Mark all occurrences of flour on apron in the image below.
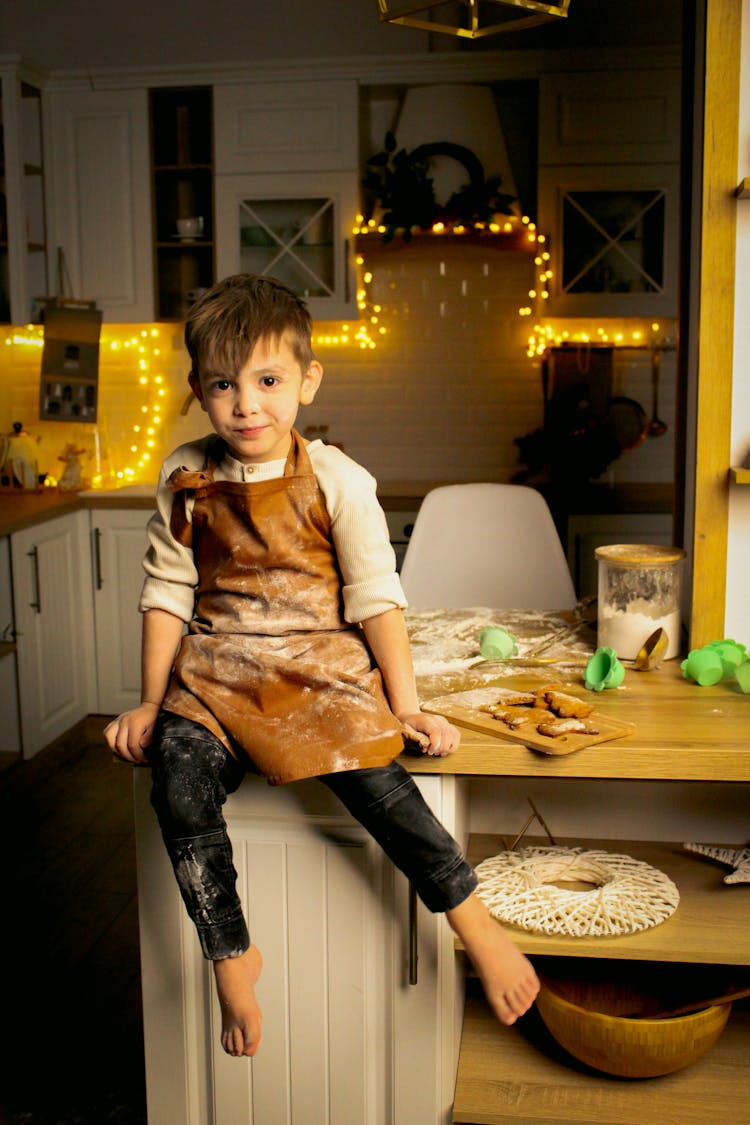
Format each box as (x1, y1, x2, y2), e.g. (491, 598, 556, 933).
(161, 431, 405, 784)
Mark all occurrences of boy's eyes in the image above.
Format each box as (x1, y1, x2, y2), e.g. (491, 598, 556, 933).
(207, 374, 280, 391)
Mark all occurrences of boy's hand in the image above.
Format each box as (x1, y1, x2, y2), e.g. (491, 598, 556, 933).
(400, 712, 460, 757)
(104, 702, 160, 765)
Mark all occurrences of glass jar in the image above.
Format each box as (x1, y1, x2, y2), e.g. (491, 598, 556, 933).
(595, 544, 686, 660)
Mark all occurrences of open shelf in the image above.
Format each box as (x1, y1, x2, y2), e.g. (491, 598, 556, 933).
(453, 983, 750, 1124)
(464, 834, 750, 965)
(729, 466, 750, 484)
(454, 831, 750, 1123)
(149, 86, 215, 320)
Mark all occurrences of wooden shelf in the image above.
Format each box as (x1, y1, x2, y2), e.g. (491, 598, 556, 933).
(734, 178, 750, 198)
(465, 834, 750, 966)
(729, 466, 750, 484)
(355, 229, 533, 253)
(453, 985, 750, 1124)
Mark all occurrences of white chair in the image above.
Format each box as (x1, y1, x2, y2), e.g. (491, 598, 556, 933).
(399, 483, 577, 610)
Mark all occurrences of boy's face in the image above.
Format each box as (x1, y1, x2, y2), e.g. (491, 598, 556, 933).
(189, 332, 322, 464)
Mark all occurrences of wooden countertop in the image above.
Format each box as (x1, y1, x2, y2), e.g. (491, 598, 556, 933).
(0, 490, 86, 536)
(0, 488, 156, 536)
(403, 610, 749, 783)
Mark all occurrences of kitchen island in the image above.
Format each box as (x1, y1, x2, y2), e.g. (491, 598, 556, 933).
(133, 609, 749, 1125)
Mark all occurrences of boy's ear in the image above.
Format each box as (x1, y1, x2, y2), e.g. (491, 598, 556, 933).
(300, 361, 323, 406)
(188, 371, 207, 410)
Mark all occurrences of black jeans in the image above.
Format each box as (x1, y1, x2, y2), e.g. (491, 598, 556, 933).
(147, 711, 478, 960)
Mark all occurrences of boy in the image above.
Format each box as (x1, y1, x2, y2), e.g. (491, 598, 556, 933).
(105, 274, 539, 1059)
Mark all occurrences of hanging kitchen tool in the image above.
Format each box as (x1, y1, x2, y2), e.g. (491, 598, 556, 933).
(648, 348, 668, 436)
(606, 395, 649, 452)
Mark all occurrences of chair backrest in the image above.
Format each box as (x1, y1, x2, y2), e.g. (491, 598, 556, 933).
(399, 483, 577, 610)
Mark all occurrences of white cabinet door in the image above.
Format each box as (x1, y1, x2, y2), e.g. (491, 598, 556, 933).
(537, 68, 680, 319)
(213, 80, 358, 175)
(90, 508, 152, 714)
(537, 162, 680, 318)
(48, 87, 153, 321)
(215, 170, 358, 321)
(11, 510, 96, 757)
(136, 771, 467, 1125)
(389, 774, 466, 1125)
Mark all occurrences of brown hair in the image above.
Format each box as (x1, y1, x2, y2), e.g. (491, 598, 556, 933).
(184, 274, 315, 379)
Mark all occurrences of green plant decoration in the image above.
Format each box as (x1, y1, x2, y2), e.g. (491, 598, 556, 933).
(363, 132, 517, 242)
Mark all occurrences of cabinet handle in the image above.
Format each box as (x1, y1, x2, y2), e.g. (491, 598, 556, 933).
(27, 547, 41, 613)
(408, 881, 418, 986)
(92, 527, 103, 589)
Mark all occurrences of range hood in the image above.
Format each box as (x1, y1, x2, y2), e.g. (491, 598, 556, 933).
(393, 83, 520, 214)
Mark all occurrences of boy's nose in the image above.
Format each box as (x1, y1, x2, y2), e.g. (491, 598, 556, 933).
(234, 387, 261, 415)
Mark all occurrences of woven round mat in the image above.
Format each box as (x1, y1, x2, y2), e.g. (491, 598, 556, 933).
(475, 846, 680, 937)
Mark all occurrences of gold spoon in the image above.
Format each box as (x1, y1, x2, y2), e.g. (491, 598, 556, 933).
(632, 627, 668, 670)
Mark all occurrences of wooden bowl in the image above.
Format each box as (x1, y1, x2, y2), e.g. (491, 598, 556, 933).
(536, 967, 732, 1078)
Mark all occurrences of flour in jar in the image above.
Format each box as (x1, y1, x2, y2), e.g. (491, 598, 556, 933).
(597, 603, 681, 660)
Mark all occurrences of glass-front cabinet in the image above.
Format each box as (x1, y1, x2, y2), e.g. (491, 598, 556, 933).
(560, 188, 666, 297)
(0, 62, 49, 324)
(539, 164, 679, 317)
(216, 171, 357, 320)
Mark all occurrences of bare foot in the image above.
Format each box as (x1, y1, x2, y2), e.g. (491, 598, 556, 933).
(447, 893, 539, 1026)
(213, 944, 263, 1057)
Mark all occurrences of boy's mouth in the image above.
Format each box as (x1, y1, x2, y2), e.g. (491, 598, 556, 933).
(235, 425, 266, 437)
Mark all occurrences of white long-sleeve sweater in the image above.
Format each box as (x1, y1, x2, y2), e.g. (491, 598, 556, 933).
(139, 436, 407, 625)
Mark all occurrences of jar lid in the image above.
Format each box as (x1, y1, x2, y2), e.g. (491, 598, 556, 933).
(595, 543, 686, 567)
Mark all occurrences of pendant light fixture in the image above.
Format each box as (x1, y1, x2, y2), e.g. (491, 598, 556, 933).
(376, 0, 571, 39)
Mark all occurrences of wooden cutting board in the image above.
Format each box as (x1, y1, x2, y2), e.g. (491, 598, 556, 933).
(422, 687, 635, 756)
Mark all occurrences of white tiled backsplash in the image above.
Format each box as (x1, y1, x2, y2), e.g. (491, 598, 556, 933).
(0, 243, 676, 489)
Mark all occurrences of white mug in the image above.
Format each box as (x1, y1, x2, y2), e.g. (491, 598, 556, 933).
(176, 216, 203, 239)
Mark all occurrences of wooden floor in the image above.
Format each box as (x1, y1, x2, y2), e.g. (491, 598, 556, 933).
(0, 718, 147, 1124)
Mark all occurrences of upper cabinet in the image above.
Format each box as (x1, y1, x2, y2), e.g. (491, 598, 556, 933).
(0, 60, 50, 324)
(537, 69, 681, 317)
(149, 86, 215, 321)
(214, 80, 358, 320)
(213, 80, 358, 174)
(46, 76, 359, 323)
(215, 170, 358, 320)
(48, 85, 153, 321)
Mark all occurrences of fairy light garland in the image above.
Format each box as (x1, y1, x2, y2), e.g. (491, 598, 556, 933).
(2, 323, 167, 488)
(111, 327, 167, 485)
(526, 320, 671, 359)
(518, 235, 675, 360)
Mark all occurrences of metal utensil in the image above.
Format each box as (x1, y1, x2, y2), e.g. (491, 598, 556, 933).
(633, 627, 668, 670)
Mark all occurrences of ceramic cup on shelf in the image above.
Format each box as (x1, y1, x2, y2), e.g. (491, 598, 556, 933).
(176, 216, 203, 239)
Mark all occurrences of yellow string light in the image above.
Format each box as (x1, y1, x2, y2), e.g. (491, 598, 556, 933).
(104, 326, 167, 483)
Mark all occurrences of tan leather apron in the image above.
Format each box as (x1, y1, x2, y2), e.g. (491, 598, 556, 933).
(160, 431, 405, 785)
